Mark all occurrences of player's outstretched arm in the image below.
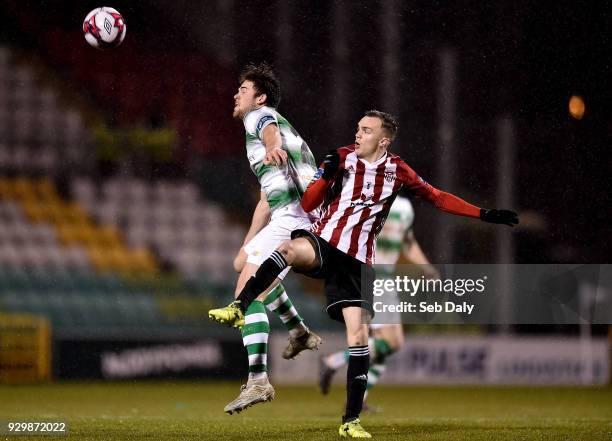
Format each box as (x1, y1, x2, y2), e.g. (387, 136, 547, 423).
(301, 149, 340, 212)
(429, 189, 519, 227)
(398, 161, 519, 227)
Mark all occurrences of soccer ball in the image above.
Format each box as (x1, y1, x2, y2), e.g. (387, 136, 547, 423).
(83, 7, 126, 49)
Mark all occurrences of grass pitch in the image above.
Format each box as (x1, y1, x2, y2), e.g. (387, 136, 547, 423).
(0, 382, 611, 440)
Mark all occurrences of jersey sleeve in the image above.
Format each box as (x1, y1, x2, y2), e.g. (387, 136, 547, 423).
(300, 153, 335, 212)
(301, 176, 328, 212)
(243, 107, 278, 139)
(396, 160, 481, 219)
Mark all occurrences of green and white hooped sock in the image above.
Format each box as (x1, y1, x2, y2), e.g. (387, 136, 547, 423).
(326, 337, 395, 372)
(366, 363, 387, 392)
(373, 338, 394, 363)
(365, 338, 395, 398)
(328, 337, 375, 371)
(263, 284, 307, 338)
(326, 349, 350, 370)
(241, 300, 270, 382)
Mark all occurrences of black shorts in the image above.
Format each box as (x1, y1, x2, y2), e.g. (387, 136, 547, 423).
(290, 229, 374, 323)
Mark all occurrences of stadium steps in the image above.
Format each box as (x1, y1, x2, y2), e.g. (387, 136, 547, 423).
(71, 176, 245, 283)
(0, 45, 94, 174)
(0, 176, 158, 275)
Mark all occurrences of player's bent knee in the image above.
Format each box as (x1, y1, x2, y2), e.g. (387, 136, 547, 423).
(233, 256, 244, 273)
(278, 237, 317, 271)
(393, 333, 405, 349)
(382, 332, 404, 350)
(292, 238, 318, 268)
(233, 248, 248, 273)
(277, 240, 295, 264)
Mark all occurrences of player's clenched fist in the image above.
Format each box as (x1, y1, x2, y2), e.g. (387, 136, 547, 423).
(321, 149, 340, 180)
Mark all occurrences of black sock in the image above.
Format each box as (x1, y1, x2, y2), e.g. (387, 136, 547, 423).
(343, 345, 369, 423)
(237, 251, 288, 312)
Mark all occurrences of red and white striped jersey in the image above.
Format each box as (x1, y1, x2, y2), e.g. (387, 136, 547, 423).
(308, 145, 480, 264)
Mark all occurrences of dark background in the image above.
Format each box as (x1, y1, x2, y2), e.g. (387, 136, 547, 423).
(0, 0, 610, 264)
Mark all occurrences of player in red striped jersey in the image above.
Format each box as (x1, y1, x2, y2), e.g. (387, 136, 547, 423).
(209, 110, 518, 438)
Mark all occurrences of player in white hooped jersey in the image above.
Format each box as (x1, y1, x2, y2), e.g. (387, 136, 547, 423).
(209, 63, 321, 415)
(243, 105, 318, 215)
(318, 196, 440, 410)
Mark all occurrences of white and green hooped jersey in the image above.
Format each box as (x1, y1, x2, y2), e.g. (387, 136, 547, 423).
(376, 196, 415, 268)
(243, 106, 317, 216)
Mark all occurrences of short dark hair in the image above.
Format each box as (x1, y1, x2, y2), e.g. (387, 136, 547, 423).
(364, 110, 398, 141)
(239, 62, 281, 108)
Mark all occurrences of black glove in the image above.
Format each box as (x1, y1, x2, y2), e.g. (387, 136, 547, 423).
(321, 149, 340, 180)
(480, 208, 519, 227)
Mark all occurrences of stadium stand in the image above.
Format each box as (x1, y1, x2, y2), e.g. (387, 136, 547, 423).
(0, 0, 242, 159)
(0, 44, 251, 336)
(0, 23, 326, 341)
(72, 176, 244, 280)
(0, 46, 93, 173)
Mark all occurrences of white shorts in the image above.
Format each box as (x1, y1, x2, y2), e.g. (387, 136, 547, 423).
(244, 214, 313, 280)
